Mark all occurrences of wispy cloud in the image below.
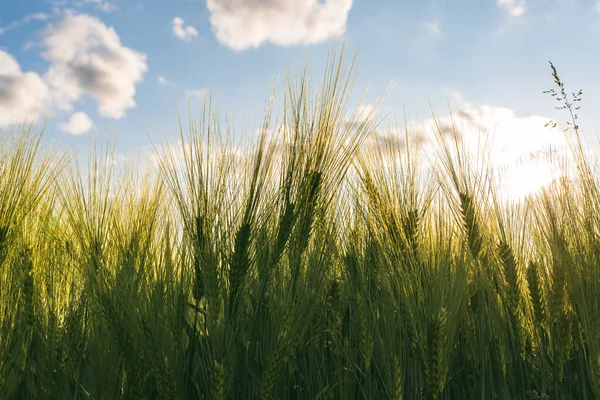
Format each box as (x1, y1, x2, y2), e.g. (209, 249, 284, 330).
(185, 89, 206, 97)
(172, 17, 198, 41)
(347, 104, 377, 124)
(423, 20, 442, 35)
(57, 111, 93, 135)
(205, 0, 353, 51)
(23, 41, 37, 51)
(0, 12, 51, 36)
(77, 0, 118, 12)
(158, 75, 176, 87)
(44, 0, 67, 6)
(497, 0, 526, 17)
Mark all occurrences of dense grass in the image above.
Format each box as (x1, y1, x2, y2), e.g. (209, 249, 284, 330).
(1, 48, 600, 399)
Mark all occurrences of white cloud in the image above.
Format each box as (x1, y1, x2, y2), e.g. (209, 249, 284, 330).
(205, 0, 353, 51)
(456, 104, 567, 164)
(0, 50, 51, 126)
(78, 0, 118, 12)
(0, 52, 22, 76)
(57, 111, 93, 134)
(593, 1, 600, 13)
(456, 104, 569, 199)
(423, 21, 442, 35)
(347, 103, 377, 125)
(42, 13, 148, 118)
(1, 14, 146, 126)
(172, 17, 198, 41)
(497, 0, 526, 17)
(365, 100, 570, 200)
(158, 75, 176, 87)
(149, 139, 245, 176)
(148, 140, 190, 172)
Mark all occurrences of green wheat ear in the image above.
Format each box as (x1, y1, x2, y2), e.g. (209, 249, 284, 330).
(393, 355, 403, 400)
(459, 191, 484, 262)
(228, 220, 251, 319)
(212, 361, 226, 400)
(527, 261, 546, 326)
(426, 307, 449, 399)
(192, 214, 205, 302)
(356, 294, 373, 371)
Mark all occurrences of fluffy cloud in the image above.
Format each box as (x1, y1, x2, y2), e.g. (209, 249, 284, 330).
(0, 50, 51, 126)
(172, 17, 198, 41)
(0, 14, 146, 126)
(456, 104, 569, 199)
(57, 111, 93, 134)
(455, 104, 567, 162)
(42, 13, 148, 118)
(364, 102, 569, 199)
(497, 0, 526, 17)
(205, 0, 353, 51)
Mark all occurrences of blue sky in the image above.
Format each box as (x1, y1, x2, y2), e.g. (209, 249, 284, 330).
(0, 0, 599, 170)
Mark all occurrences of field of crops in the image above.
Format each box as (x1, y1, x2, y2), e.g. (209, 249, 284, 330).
(1, 51, 599, 399)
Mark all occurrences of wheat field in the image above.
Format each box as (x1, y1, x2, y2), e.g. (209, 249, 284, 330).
(1, 49, 599, 399)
